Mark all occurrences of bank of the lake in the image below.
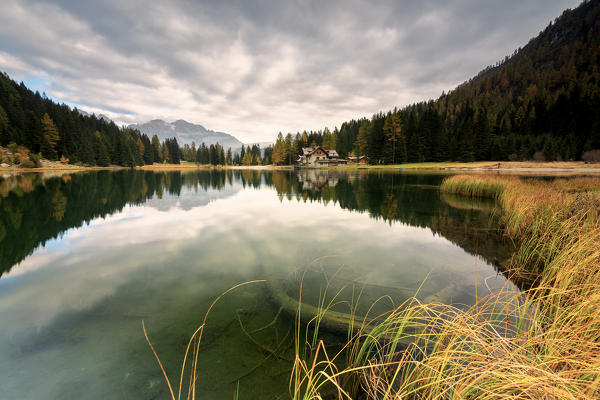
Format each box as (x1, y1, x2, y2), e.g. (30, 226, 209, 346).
(3, 160, 600, 175)
(327, 160, 600, 172)
(282, 174, 600, 399)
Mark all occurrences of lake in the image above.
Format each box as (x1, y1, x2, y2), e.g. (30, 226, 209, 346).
(0, 169, 517, 399)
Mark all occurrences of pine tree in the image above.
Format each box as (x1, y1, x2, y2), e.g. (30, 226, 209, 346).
(242, 151, 252, 165)
(142, 135, 154, 164)
(94, 132, 111, 166)
(151, 134, 162, 162)
(383, 111, 402, 164)
(0, 105, 9, 145)
(473, 109, 491, 160)
(285, 133, 293, 165)
(301, 131, 309, 146)
(40, 113, 59, 160)
(273, 132, 286, 165)
(162, 144, 170, 164)
(119, 136, 135, 167)
(355, 121, 371, 157)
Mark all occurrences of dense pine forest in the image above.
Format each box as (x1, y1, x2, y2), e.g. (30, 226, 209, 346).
(272, 0, 600, 164)
(0, 70, 275, 167)
(0, 71, 186, 167)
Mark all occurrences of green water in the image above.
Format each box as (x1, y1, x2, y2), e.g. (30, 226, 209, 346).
(0, 169, 517, 399)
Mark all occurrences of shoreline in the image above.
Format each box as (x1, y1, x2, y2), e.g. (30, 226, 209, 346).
(1, 161, 599, 175)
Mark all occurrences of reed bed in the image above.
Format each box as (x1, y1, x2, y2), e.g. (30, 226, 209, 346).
(288, 175, 600, 399)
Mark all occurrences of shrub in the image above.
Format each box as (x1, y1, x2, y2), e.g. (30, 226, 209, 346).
(18, 158, 36, 168)
(7, 142, 18, 154)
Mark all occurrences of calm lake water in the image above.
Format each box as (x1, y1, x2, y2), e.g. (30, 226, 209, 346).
(0, 169, 517, 399)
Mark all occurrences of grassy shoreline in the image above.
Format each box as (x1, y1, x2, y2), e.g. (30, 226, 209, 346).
(2, 160, 599, 174)
(290, 175, 600, 398)
(328, 160, 600, 171)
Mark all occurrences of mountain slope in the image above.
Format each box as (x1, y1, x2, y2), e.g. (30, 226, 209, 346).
(273, 0, 600, 164)
(0, 72, 184, 166)
(130, 119, 243, 151)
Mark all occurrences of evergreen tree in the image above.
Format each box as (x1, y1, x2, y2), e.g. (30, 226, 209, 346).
(355, 121, 371, 157)
(142, 135, 154, 164)
(301, 131, 309, 146)
(162, 143, 170, 164)
(40, 113, 59, 160)
(241, 151, 252, 165)
(0, 105, 9, 145)
(285, 133, 294, 165)
(383, 111, 403, 164)
(473, 109, 491, 160)
(151, 134, 162, 162)
(94, 131, 111, 166)
(119, 135, 135, 167)
(273, 132, 286, 165)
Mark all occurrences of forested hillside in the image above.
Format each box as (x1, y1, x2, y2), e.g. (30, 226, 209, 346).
(0, 72, 182, 167)
(272, 0, 600, 164)
(0, 71, 268, 167)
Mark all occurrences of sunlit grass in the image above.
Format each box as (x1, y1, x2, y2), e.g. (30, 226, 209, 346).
(287, 175, 600, 399)
(328, 161, 600, 171)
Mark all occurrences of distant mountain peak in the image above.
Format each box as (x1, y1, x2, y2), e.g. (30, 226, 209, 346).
(74, 108, 113, 123)
(129, 119, 243, 150)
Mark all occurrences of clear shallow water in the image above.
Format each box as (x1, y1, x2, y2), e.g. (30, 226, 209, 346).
(0, 170, 517, 399)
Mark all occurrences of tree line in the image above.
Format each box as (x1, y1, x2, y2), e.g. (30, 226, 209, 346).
(180, 141, 274, 166)
(0, 70, 280, 167)
(0, 71, 190, 167)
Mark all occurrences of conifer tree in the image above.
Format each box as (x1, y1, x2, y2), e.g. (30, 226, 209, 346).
(151, 134, 162, 162)
(142, 135, 154, 164)
(0, 105, 9, 145)
(273, 132, 286, 165)
(94, 132, 111, 166)
(383, 111, 403, 164)
(301, 131, 309, 146)
(40, 113, 59, 160)
(355, 121, 371, 157)
(162, 144, 170, 164)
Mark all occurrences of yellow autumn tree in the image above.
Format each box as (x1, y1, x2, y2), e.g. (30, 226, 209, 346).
(41, 113, 60, 160)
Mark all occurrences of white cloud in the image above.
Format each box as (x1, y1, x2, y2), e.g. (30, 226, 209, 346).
(0, 0, 582, 142)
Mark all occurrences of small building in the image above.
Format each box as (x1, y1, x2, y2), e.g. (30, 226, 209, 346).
(296, 146, 347, 167)
(346, 156, 369, 164)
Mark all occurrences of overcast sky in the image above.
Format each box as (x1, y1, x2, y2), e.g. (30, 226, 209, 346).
(0, 0, 581, 142)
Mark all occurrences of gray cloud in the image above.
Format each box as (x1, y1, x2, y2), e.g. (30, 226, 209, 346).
(0, 0, 581, 142)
